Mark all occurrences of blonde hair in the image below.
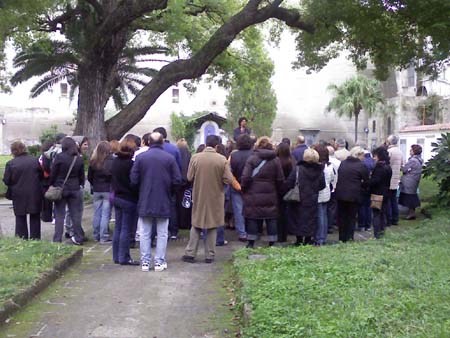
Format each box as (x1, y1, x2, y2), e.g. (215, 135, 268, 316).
(349, 146, 365, 159)
(303, 148, 320, 163)
(255, 136, 273, 150)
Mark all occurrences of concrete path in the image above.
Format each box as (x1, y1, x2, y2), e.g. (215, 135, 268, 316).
(0, 236, 242, 338)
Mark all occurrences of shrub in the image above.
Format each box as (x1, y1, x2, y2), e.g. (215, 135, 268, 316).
(423, 132, 450, 206)
(26, 144, 41, 157)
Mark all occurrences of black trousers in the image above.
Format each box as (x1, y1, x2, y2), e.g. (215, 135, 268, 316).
(372, 199, 388, 239)
(15, 213, 41, 240)
(337, 200, 359, 242)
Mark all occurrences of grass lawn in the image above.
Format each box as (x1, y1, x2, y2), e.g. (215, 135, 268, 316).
(233, 210, 450, 338)
(0, 155, 12, 197)
(0, 238, 78, 305)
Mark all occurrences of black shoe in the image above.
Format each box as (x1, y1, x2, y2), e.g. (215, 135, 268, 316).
(205, 258, 214, 264)
(64, 232, 71, 239)
(120, 259, 140, 266)
(182, 255, 195, 263)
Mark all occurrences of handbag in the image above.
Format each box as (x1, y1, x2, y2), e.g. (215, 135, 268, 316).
(283, 166, 300, 202)
(45, 156, 77, 201)
(370, 194, 383, 210)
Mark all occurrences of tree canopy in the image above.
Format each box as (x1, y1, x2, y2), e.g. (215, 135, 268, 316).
(0, 0, 448, 142)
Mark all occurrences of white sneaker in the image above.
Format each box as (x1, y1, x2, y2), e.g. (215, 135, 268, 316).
(154, 262, 167, 272)
(141, 262, 150, 272)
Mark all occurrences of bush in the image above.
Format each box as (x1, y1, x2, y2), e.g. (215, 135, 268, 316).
(26, 144, 41, 157)
(423, 132, 450, 206)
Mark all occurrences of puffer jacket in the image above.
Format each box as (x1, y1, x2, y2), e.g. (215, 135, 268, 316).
(400, 155, 423, 194)
(388, 145, 403, 189)
(318, 163, 336, 203)
(241, 149, 285, 219)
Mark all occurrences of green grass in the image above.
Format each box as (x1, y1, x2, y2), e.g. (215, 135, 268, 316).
(233, 210, 450, 338)
(0, 238, 77, 305)
(0, 155, 12, 197)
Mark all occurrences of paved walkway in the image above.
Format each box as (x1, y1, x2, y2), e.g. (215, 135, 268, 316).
(0, 198, 376, 337)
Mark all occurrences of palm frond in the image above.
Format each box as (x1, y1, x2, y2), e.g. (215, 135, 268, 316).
(29, 71, 71, 98)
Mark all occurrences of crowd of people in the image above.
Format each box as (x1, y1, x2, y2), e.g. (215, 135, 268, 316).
(3, 117, 424, 272)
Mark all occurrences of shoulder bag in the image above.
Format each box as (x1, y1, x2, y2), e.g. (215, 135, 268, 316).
(45, 156, 77, 201)
(370, 194, 383, 210)
(283, 166, 300, 202)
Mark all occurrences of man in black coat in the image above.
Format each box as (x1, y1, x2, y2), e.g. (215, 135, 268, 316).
(335, 147, 369, 242)
(3, 141, 43, 239)
(233, 117, 251, 142)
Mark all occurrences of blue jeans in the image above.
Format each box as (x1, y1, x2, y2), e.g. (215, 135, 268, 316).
(113, 197, 137, 263)
(93, 192, 111, 241)
(358, 193, 372, 229)
(201, 226, 225, 245)
(230, 188, 246, 238)
(316, 202, 328, 245)
(140, 217, 169, 265)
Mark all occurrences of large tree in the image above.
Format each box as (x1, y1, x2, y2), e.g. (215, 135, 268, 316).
(225, 27, 277, 137)
(0, 0, 448, 142)
(327, 75, 384, 143)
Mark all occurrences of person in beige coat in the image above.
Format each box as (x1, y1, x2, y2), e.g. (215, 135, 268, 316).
(182, 135, 233, 263)
(386, 135, 403, 225)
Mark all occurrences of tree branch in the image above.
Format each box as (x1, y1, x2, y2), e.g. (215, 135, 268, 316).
(38, 6, 84, 32)
(272, 7, 315, 33)
(81, 0, 104, 17)
(105, 1, 314, 139)
(98, 0, 168, 36)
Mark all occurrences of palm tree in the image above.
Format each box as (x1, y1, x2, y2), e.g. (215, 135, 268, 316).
(327, 75, 384, 143)
(11, 41, 165, 110)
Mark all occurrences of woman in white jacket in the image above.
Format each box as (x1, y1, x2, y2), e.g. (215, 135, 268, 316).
(314, 145, 336, 245)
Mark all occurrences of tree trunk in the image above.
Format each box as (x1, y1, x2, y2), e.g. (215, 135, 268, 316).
(74, 66, 109, 145)
(354, 110, 359, 143)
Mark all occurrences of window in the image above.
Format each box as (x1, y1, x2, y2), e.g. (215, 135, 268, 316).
(372, 120, 376, 133)
(60, 83, 68, 97)
(407, 67, 415, 87)
(172, 88, 179, 103)
(387, 117, 392, 135)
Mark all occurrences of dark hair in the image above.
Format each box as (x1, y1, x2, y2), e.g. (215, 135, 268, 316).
(10, 141, 27, 157)
(153, 127, 167, 139)
(372, 147, 390, 163)
(124, 134, 141, 149)
(142, 133, 151, 146)
(55, 133, 66, 144)
(80, 136, 89, 146)
(276, 142, 294, 173)
(411, 144, 422, 155)
(312, 144, 329, 164)
(205, 135, 221, 148)
(117, 138, 136, 158)
(238, 117, 247, 126)
(196, 144, 206, 153)
(90, 141, 111, 170)
(281, 137, 291, 146)
(236, 134, 252, 150)
(41, 139, 55, 153)
(61, 137, 79, 156)
(216, 143, 226, 157)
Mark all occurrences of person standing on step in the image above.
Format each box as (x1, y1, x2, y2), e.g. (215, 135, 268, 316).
(131, 132, 182, 272)
(233, 117, 252, 142)
(182, 135, 233, 264)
